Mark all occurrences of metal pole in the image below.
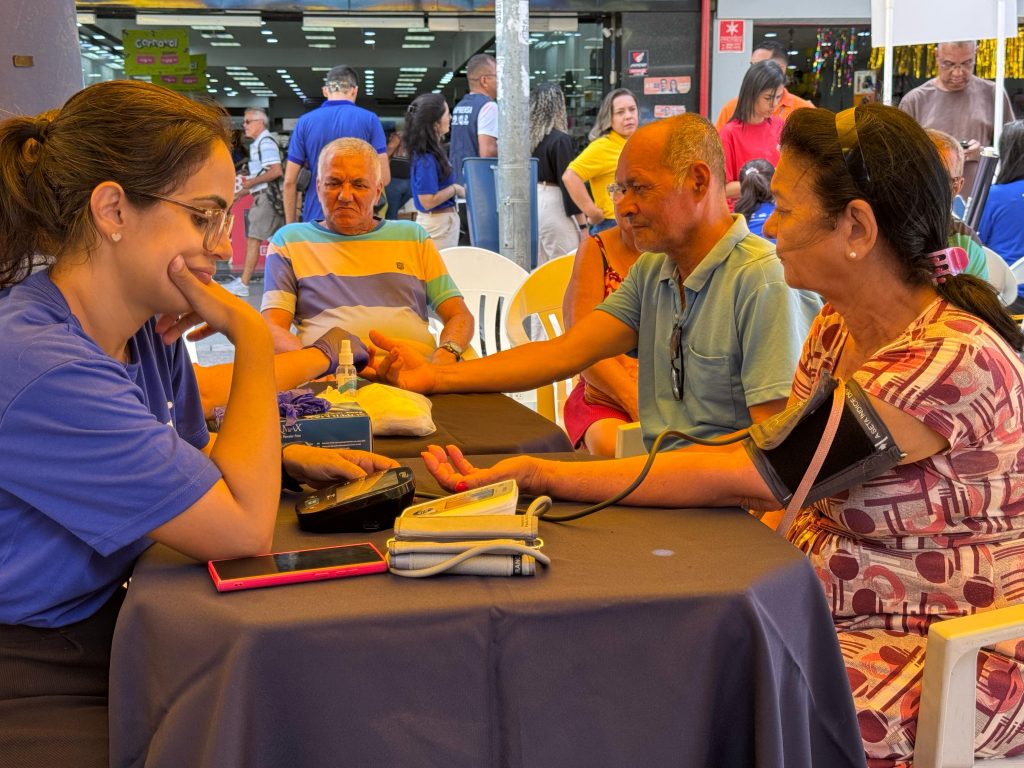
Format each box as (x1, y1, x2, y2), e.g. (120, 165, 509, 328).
(494, 0, 532, 272)
(994, 0, 1007, 150)
(882, 0, 894, 105)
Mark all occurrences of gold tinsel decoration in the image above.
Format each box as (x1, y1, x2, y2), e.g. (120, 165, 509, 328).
(869, 24, 1024, 79)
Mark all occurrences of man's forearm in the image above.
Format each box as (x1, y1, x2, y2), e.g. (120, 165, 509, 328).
(266, 321, 303, 353)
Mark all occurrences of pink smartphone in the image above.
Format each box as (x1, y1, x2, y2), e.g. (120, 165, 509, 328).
(208, 542, 387, 592)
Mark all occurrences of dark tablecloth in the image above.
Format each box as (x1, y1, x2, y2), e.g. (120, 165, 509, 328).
(372, 393, 572, 458)
(109, 456, 866, 768)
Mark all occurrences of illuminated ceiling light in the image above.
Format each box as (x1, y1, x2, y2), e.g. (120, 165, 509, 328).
(428, 17, 492, 32)
(402, 44, 430, 49)
(266, 38, 278, 43)
(302, 14, 425, 29)
(210, 42, 242, 47)
(136, 13, 262, 27)
(363, 31, 376, 36)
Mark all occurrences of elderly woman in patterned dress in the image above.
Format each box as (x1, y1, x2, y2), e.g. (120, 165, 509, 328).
(417, 103, 1024, 766)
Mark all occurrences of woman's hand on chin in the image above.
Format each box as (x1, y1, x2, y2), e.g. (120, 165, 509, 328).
(420, 444, 545, 495)
(156, 254, 265, 346)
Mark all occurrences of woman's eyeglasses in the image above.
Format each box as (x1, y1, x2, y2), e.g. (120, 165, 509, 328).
(134, 192, 233, 252)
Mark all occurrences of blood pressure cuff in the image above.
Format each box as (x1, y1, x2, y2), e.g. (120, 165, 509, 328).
(743, 374, 904, 508)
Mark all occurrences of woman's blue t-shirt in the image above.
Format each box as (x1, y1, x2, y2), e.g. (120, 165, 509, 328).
(410, 152, 456, 213)
(0, 272, 221, 627)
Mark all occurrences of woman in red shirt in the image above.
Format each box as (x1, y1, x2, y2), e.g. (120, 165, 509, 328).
(719, 60, 786, 201)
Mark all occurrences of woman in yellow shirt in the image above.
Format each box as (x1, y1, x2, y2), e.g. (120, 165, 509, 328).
(562, 89, 639, 235)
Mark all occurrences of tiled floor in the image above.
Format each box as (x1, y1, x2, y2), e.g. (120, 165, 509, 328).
(193, 274, 264, 367)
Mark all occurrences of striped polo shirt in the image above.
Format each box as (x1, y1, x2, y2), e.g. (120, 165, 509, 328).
(262, 219, 461, 357)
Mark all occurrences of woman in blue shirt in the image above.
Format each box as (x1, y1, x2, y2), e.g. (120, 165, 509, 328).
(404, 93, 464, 250)
(734, 158, 777, 239)
(0, 80, 393, 767)
(978, 120, 1024, 302)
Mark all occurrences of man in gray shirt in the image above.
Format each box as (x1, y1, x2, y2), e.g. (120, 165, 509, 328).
(899, 40, 1013, 192)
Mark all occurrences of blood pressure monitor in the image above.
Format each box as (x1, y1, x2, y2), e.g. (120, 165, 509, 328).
(295, 467, 415, 533)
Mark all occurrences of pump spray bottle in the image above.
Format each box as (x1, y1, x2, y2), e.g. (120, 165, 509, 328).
(336, 339, 358, 394)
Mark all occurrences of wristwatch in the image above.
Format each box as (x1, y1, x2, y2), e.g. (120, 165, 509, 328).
(439, 340, 464, 361)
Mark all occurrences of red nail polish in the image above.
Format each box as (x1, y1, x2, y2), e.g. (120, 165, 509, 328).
(454, 481, 469, 493)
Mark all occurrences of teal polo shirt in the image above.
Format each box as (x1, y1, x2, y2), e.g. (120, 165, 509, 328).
(598, 215, 821, 450)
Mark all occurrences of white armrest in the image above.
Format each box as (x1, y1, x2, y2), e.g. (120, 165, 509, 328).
(614, 422, 645, 458)
(915, 604, 1024, 768)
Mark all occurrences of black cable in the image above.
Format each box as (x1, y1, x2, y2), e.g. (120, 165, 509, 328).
(537, 427, 749, 523)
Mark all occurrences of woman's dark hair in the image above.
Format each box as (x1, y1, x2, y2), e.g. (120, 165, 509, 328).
(995, 120, 1024, 185)
(730, 61, 786, 124)
(403, 93, 452, 180)
(780, 103, 1024, 350)
(734, 158, 775, 220)
(0, 80, 229, 289)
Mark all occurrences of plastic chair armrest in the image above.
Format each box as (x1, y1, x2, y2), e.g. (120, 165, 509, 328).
(915, 604, 1024, 768)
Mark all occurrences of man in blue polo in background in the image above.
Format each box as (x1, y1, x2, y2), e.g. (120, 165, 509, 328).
(282, 65, 389, 224)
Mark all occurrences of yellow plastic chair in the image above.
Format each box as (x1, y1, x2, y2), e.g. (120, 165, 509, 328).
(914, 604, 1024, 767)
(437, 246, 529, 357)
(505, 254, 575, 426)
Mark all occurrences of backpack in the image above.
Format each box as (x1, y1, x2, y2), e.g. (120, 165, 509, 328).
(255, 135, 286, 218)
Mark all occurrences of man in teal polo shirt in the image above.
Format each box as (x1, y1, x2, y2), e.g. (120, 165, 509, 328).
(371, 114, 821, 450)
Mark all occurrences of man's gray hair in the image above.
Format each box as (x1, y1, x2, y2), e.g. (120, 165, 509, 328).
(245, 108, 269, 125)
(317, 137, 380, 181)
(926, 128, 965, 177)
(662, 113, 726, 187)
(466, 54, 496, 82)
(937, 40, 978, 53)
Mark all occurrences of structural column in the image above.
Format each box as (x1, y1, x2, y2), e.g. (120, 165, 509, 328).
(1, 0, 82, 117)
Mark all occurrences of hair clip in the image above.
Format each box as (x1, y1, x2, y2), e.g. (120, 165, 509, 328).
(928, 246, 969, 283)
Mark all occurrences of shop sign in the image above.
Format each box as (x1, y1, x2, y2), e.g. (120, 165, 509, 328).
(158, 54, 207, 91)
(628, 50, 649, 77)
(718, 20, 745, 53)
(123, 29, 191, 76)
(644, 75, 691, 95)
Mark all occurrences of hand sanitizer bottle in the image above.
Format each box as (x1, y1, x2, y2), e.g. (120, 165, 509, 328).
(335, 339, 358, 395)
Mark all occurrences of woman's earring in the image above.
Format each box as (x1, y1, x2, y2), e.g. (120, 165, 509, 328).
(111, 232, 122, 243)
(847, 251, 857, 260)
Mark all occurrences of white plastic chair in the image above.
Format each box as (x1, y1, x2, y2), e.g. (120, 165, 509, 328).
(614, 422, 645, 458)
(983, 247, 1018, 306)
(1010, 255, 1024, 288)
(437, 246, 528, 357)
(914, 604, 1024, 767)
(505, 254, 575, 426)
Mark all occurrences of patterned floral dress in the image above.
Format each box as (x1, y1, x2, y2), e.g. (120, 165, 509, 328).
(787, 300, 1024, 767)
